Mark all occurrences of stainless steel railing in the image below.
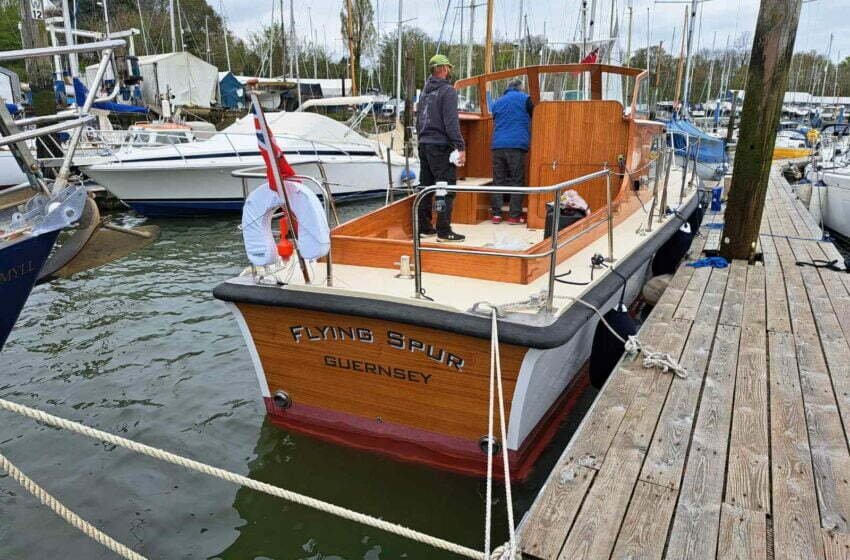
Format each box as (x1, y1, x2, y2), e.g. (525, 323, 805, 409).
(231, 167, 336, 287)
(411, 167, 612, 312)
(0, 39, 125, 196)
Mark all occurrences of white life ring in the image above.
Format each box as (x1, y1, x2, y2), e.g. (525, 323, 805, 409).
(241, 181, 330, 266)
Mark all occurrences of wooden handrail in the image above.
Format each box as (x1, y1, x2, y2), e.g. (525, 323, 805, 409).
(454, 63, 648, 109)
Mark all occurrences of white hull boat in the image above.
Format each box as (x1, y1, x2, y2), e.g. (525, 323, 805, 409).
(0, 149, 26, 188)
(80, 111, 418, 216)
(805, 163, 850, 239)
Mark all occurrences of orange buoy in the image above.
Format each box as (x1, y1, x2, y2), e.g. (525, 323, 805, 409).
(277, 213, 294, 259)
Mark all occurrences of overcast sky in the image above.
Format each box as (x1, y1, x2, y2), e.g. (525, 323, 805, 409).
(218, 0, 846, 64)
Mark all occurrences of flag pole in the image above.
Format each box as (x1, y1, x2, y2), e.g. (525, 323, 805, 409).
(247, 82, 311, 283)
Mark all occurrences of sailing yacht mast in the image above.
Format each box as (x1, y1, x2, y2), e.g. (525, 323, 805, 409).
(673, 7, 687, 111)
(290, 0, 301, 105)
(465, 0, 476, 78)
(170, 0, 177, 52)
(395, 0, 403, 125)
(483, 0, 494, 73)
(344, 0, 357, 94)
(680, 0, 698, 117)
(819, 33, 833, 106)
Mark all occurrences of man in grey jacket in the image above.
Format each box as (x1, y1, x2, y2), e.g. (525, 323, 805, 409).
(415, 54, 466, 242)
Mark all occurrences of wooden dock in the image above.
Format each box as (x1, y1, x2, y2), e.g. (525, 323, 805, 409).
(517, 164, 850, 560)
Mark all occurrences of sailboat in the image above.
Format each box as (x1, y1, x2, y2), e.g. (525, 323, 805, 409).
(214, 62, 702, 478)
(1, 39, 158, 350)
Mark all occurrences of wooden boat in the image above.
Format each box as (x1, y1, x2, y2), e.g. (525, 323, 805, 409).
(214, 64, 699, 479)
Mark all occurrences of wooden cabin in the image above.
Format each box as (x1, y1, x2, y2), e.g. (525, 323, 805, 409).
(331, 63, 661, 285)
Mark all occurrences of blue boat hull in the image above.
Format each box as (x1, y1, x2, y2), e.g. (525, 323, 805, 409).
(0, 229, 60, 350)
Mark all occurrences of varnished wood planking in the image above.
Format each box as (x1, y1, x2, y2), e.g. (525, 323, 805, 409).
(769, 331, 825, 560)
(609, 481, 678, 560)
(526, 101, 629, 228)
(717, 504, 767, 560)
(238, 304, 527, 443)
(664, 324, 741, 559)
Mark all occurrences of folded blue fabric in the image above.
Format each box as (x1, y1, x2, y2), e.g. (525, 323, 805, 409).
(687, 256, 729, 269)
(704, 223, 725, 229)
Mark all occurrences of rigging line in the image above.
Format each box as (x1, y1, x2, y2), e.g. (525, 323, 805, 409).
(0, 398, 486, 560)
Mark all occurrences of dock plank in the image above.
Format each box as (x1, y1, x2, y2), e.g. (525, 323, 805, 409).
(719, 260, 748, 327)
(823, 530, 850, 560)
(664, 324, 740, 559)
(609, 481, 677, 560)
(518, 165, 850, 560)
(640, 268, 728, 490)
(717, 504, 767, 560)
(726, 266, 770, 513)
(769, 331, 825, 560)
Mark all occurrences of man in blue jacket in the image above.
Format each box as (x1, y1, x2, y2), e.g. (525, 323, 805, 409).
(416, 54, 466, 242)
(490, 78, 533, 224)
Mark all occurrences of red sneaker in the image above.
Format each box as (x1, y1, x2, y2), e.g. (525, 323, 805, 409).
(506, 215, 526, 225)
(491, 213, 503, 224)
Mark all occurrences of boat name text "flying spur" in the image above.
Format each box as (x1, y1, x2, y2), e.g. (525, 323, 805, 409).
(0, 260, 35, 283)
(288, 325, 465, 371)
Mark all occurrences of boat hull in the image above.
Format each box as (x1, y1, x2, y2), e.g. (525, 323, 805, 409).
(212, 190, 702, 479)
(83, 156, 417, 216)
(0, 229, 60, 350)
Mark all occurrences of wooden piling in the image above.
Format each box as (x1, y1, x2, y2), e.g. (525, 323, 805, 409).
(720, 0, 803, 261)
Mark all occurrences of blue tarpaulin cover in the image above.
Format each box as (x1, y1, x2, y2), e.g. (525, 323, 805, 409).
(664, 116, 727, 165)
(73, 78, 148, 114)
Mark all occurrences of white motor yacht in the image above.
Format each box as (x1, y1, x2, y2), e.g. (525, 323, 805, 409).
(80, 106, 418, 216)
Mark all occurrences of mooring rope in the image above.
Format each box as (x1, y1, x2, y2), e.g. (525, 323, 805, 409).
(0, 452, 147, 560)
(0, 398, 485, 560)
(483, 308, 518, 559)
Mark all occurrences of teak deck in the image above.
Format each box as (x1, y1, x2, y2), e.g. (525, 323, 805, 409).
(518, 164, 850, 559)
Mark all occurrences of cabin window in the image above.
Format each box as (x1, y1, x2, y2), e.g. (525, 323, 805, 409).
(536, 72, 586, 101)
(457, 84, 482, 113)
(631, 75, 651, 117)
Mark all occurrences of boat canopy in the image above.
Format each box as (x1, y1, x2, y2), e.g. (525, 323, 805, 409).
(223, 111, 372, 145)
(73, 78, 148, 114)
(664, 116, 726, 164)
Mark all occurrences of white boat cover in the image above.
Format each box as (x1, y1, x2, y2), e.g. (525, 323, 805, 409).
(85, 52, 218, 108)
(242, 180, 330, 266)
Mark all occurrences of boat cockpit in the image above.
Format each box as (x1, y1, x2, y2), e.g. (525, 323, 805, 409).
(330, 63, 666, 286)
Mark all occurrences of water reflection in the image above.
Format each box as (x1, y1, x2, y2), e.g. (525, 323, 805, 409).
(0, 198, 595, 559)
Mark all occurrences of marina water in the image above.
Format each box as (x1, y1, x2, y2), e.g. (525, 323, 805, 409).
(0, 199, 593, 559)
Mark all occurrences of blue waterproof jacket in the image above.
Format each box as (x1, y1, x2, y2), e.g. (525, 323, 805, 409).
(491, 87, 533, 151)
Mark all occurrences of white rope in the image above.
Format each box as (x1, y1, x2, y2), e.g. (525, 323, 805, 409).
(0, 452, 147, 560)
(484, 309, 517, 559)
(0, 398, 484, 560)
(552, 293, 689, 379)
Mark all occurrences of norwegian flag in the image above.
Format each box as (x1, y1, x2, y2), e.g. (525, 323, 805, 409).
(250, 97, 296, 192)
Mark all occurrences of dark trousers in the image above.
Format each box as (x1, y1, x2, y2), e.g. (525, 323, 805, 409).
(417, 143, 457, 235)
(490, 148, 526, 218)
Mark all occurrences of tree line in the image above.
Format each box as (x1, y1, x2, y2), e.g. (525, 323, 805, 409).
(3, 0, 849, 106)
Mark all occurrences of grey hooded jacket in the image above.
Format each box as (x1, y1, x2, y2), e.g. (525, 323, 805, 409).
(416, 76, 465, 150)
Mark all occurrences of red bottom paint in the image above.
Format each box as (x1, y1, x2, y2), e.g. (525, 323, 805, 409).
(264, 366, 591, 481)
